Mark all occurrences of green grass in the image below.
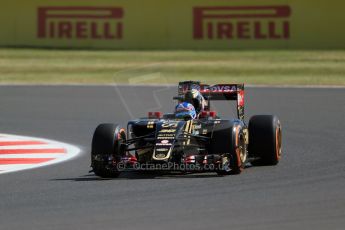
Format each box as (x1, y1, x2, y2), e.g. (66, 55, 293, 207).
(0, 48, 344, 85)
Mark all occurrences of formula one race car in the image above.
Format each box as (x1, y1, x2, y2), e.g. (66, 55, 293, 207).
(91, 81, 282, 178)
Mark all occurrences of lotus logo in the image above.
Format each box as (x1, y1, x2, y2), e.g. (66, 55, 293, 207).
(156, 153, 167, 158)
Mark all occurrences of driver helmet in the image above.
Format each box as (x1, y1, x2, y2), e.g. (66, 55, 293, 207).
(175, 102, 197, 120)
(184, 89, 205, 114)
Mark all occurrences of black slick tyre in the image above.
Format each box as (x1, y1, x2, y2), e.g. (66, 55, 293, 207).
(210, 120, 247, 175)
(91, 123, 126, 178)
(248, 115, 282, 165)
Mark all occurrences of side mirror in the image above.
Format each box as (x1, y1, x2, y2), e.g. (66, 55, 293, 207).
(173, 96, 184, 101)
(148, 112, 162, 119)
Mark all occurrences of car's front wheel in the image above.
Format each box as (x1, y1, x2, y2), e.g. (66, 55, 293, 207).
(210, 120, 247, 175)
(249, 115, 282, 165)
(91, 123, 126, 178)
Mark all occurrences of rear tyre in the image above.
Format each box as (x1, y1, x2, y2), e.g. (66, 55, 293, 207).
(249, 115, 282, 165)
(91, 123, 126, 178)
(210, 120, 247, 175)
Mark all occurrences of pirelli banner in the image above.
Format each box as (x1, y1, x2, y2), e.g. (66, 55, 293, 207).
(1, 0, 344, 49)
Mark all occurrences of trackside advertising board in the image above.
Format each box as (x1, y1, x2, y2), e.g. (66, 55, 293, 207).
(0, 0, 344, 49)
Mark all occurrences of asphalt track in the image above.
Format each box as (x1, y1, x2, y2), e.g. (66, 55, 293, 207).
(0, 85, 344, 230)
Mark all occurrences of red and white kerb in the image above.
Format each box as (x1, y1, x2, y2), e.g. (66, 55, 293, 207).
(0, 133, 80, 174)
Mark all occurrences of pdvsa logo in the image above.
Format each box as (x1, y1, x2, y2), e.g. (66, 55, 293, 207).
(200, 84, 237, 93)
(37, 7, 124, 40)
(193, 6, 291, 40)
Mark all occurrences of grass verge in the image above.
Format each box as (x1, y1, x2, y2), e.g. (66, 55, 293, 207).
(0, 49, 344, 85)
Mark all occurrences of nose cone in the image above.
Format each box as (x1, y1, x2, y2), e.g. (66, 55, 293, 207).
(152, 120, 182, 161)
(153, 139, 174, 161)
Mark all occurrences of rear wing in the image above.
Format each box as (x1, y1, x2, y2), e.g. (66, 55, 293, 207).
(177, 81, 245, 121)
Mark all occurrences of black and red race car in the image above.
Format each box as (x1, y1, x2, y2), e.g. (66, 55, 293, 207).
(91, 81, 282, 177)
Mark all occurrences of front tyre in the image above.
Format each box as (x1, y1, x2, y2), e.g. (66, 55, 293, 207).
(210, 120, 247, 175)
(91, 123, 126, 178)
(249, 115, 282, 165)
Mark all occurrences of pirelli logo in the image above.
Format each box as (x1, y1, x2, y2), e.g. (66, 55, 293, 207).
(37, 7, 124, 39)
(193, 6, 291, 40)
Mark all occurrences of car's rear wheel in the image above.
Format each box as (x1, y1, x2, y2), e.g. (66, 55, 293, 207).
(249, 115, 282, 165)
(91, 123, 126, 178)
(210, 120, 247, 175)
